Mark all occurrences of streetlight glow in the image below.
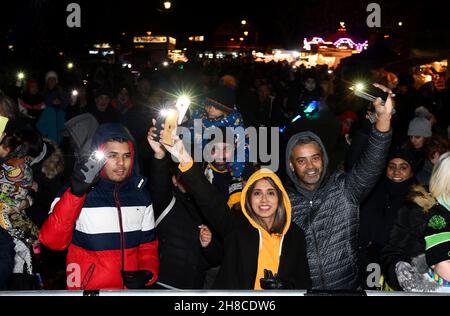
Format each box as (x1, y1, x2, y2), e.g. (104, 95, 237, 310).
(398, 21, 403, 26)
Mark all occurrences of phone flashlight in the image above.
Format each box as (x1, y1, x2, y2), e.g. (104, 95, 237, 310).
(93, 150, 105, 161)
(350, 83, 389, 105)
(175, 95, 191, 124)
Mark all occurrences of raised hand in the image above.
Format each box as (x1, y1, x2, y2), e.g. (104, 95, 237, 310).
(160, 132, 192, 167)
(147, 119, 166, 159)
(372, 83, 394, 132)
(71, 151, 107, 197)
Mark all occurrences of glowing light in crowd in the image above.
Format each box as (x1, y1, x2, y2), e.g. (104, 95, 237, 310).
(17, 72, 25, 80)
(241, 20, 247, 25)
(398, 21, 403, 26)
(244, 31, 249, 36)
(94, 151, 105, 161)
(163, 61, 169, 67)
(304, 100, 318, 114)
(291, 114, 302, 123)
(67, 62, 74, 70)
(160, 109, 169, 117)
(163, 1, 171, 9)
(72, 90, 79, 97)
(355, 83, 365, 91)
(175, 95, 191, 124)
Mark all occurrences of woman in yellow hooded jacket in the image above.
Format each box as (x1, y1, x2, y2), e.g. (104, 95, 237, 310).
(148, 130, 311, 290)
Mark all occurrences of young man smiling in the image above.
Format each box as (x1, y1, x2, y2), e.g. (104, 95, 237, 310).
(40, 123, 159, 290)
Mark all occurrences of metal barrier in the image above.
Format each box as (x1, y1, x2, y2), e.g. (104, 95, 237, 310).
(0, 290, 449, 296)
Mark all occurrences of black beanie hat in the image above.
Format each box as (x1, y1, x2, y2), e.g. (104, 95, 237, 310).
(203, 85, 236, 113)
(387, 148, 417, 171)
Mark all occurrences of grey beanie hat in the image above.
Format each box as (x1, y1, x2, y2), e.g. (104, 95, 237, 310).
(407, 117, 432, 137)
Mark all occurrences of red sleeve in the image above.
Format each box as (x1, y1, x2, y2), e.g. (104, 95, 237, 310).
(39, 188, 86, 250)
(138, 238, 159, 285)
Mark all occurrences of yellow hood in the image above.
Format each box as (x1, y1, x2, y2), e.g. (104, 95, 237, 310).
(240, 168, 291, 235)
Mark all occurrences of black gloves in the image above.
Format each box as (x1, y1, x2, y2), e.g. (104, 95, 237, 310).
(260, 269, 285, 290)
(71, 151, 107, 197)
(122, 270, 154, 289)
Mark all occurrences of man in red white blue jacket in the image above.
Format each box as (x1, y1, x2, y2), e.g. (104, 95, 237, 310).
(39, 123, 159, 290)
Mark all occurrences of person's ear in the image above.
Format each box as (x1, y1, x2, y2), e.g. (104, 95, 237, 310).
(289, 162, 295, 172)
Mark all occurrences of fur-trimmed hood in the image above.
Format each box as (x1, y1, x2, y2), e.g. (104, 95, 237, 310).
(407, 184, 436, 212)
(40, 139, 64, 180)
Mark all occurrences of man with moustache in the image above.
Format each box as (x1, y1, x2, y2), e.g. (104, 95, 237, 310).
(40, 123, 159, 290)
(285, 84, 394, 290)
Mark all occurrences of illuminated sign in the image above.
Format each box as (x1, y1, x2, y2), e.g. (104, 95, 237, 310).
(133, 36, 176, 45)
(134, 36, 167, 43)
(94, 43, 111, 49)
(303, 37, 368, 52)
(188, 36, 204, 42)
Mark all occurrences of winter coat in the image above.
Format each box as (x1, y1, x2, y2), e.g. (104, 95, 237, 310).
(181, 164, 311, 290)
(36, 106, 66, 144)
(26, 139, 65, 228)
(39, 124, 159, 290)
(36, 89, 67, 144)
(149, 157, 222, 289)
(18, 92, 45, 121)
(359, 176, 417, 262)
(285, 126, 392, 290)
(0, 226, 15, 290)
(0, 155, 39, 251)
(87, 104, 119, 125)
(380, 185, 431, 290)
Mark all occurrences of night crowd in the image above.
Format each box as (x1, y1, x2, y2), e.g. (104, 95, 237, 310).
(0, 56, 449, 292)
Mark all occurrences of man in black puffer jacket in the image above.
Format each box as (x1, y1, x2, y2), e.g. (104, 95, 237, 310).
(285, 84, 393, 290)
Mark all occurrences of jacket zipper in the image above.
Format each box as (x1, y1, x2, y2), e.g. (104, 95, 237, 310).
(114, 184, 125, 289)
(309, 200, 326, 289)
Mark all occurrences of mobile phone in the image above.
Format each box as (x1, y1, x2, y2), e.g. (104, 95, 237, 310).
(0, 116, 9, 135)
(155, 109, 179, 146)
(351, 84, 389, 105)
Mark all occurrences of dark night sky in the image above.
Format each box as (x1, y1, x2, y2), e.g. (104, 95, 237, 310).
(1, 0, 449, 49)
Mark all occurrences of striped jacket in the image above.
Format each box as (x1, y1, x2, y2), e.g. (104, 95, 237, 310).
(39, 123, 159, 290)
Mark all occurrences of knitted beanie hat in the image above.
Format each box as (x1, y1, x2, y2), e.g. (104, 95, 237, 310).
(408, 117, 432, 137)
